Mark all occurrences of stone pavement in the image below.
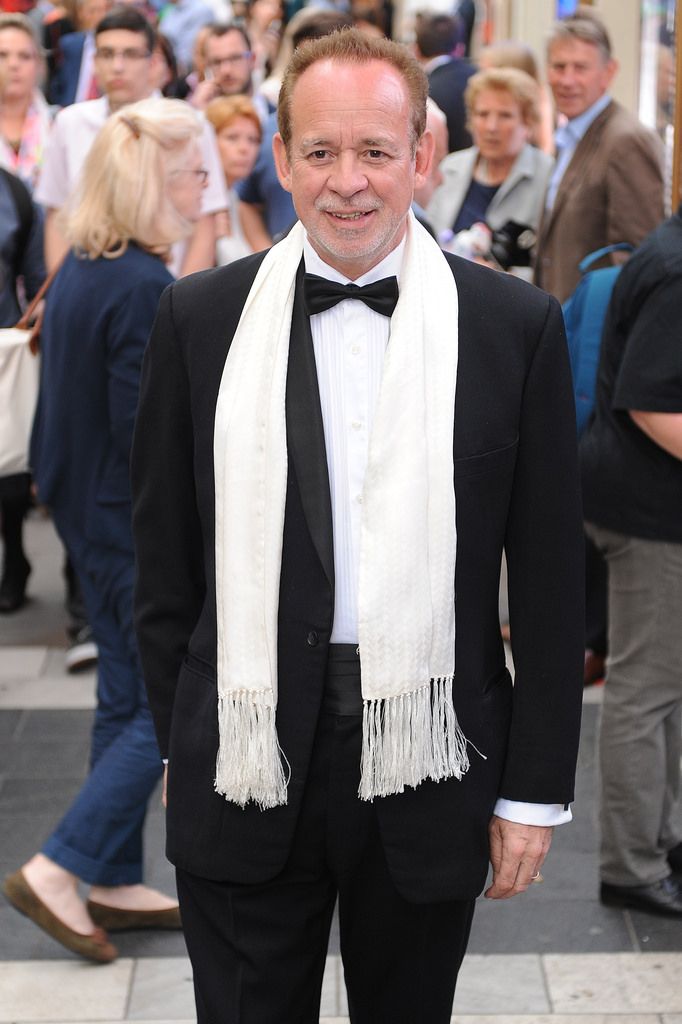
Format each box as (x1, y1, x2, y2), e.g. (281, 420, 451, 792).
(1, 513, 681, 1024)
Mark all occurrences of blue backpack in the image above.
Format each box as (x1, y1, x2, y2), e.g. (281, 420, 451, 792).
(562, 243, 633, 435)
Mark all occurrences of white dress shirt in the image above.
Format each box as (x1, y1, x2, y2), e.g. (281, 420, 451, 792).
(303, 233, 571, 828)
(35, 94, 228, 278)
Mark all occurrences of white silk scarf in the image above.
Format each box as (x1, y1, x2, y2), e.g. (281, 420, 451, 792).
(213, 212, 469, 808)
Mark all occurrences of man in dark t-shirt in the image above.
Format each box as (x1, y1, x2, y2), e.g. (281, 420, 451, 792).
(581, 207, 682, 918)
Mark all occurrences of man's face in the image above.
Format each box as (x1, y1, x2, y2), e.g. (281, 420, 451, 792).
(205, 30, 254, 96)
(273, 59, 433, 280)
(547, 38, 616, 120)
(94, 28, 154, 109)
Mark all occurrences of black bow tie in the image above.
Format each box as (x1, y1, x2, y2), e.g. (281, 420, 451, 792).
(303, 273, 399, 318)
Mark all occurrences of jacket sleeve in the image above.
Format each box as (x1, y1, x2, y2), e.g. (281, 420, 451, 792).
(131, 284, 206, 758)
(606, 128, 664, 256)
(502, 294, 586, 805)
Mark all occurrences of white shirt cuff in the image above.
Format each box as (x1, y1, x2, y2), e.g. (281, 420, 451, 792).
(493, 798, 572, 826)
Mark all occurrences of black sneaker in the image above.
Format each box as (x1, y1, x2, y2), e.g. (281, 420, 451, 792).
(65, 625, 98, 673)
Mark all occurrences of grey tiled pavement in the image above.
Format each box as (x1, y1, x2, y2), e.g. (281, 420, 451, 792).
(1, 513, 681, 1023)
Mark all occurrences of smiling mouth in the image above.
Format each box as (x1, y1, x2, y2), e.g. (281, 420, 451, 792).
(327, 211, 373, 221)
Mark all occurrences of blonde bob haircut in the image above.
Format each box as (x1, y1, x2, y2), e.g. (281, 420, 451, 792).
(65, 98, 203, 260)
(205, 95, 263, 141)
(465, 67, 540, 131)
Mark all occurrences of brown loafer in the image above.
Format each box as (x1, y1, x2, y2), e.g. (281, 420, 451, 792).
(87, 900, 182, 931)
(3, 870, 117, 963)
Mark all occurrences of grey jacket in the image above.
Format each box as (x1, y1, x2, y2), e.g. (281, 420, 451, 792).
(427, 143, 553, 240)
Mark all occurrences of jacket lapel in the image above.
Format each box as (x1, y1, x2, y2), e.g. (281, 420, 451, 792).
(541, 101, 615, 243)
(286, 261, 334, 589)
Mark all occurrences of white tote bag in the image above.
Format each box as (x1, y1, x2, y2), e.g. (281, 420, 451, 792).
(0, 262, 60, 480)
(0, 327, 40, 478)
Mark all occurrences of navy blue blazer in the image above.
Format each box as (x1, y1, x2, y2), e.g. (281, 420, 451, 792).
(48, 31, 86, 108)
(31, 244, 172, 553)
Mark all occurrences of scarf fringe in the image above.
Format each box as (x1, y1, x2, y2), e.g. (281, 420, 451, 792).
(359, 676, 469, 801)
(214, 693, 288, 809)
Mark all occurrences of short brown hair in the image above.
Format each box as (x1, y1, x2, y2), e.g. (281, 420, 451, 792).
(547, 11, 612, 63)
(205, 95, 262, 141)
(465, 67, 540, 129)
(277, 28, 428, 155)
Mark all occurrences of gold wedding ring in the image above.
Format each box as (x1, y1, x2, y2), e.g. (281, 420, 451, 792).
(531, 872, 544, 884)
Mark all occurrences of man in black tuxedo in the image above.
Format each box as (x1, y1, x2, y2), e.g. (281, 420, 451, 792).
(414, 11, 477, 154)
(132, 29, 584, 1024)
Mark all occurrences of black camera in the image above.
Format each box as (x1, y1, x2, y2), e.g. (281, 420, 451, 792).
(489, 220, 537, 271)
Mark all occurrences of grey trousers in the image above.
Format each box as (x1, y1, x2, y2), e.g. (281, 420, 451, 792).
(585, 523, 682, 887)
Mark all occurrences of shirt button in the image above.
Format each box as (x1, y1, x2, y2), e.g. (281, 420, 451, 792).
(356, 495, 363, 504)
(307, 630, 319, 647)
(351, 420, 362, 431)
(351, 345, 360, 355)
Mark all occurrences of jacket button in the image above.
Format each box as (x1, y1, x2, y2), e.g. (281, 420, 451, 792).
(307, 630, 319, 647)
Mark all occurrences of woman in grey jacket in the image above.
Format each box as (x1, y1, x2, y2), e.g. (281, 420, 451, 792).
(428, 67, 552, 276)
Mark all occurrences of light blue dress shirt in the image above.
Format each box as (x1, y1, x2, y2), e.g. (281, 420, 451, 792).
(545, 92, 613, 211)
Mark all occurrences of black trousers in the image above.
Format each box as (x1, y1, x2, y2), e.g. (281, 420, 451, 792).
(176, 647, 476, 1024)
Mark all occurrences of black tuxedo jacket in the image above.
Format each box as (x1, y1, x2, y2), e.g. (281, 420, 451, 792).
(131, 251, 585, 903)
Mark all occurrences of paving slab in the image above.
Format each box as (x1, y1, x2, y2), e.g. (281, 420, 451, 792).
(0, 647, 48, 682)
(127, 957, 194, 1020)
(454, 1018, 662, 1024)
(453, 954, 549, 1015)
(544, 952, 682, 1014)
(0, 959, 133, 1023)
(0, 670, 96, 710)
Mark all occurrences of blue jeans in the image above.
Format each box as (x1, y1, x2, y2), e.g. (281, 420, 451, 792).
(43, 510, 163, 886)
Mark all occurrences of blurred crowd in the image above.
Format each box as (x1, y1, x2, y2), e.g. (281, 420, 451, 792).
(1, 0, 681, 964)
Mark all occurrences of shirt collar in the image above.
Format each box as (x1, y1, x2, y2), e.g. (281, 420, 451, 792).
(562, 92, 612, 144)
(423, 54, 452, 75)
(303, 234, 406, 286)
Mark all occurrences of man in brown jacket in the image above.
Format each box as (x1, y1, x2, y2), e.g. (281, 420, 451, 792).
(535, 12, 664, 304)
(534, 12, 664, 694)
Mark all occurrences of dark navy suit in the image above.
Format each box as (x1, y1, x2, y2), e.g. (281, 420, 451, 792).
(48, 31, 86, 108)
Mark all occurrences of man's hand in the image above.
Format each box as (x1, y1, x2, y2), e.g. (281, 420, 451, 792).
(485, 816, 553, 900)
(162, 764, 168, 808)
(190, 79, 219, 111)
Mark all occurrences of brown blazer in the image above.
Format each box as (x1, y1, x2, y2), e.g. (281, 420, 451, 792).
(534, 99, 664, 303)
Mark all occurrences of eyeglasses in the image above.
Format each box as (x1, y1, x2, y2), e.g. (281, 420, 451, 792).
(95, 47, 151, 63)
(208, 52, 252, 69)
(172, 168, 210, 184)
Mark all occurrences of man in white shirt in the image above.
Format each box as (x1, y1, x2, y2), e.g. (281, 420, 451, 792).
(36, 5, 227, 274)
(132, 29, 585, 1023)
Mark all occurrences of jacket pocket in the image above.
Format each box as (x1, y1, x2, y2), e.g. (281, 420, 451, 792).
(454, 437, 518, 480)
